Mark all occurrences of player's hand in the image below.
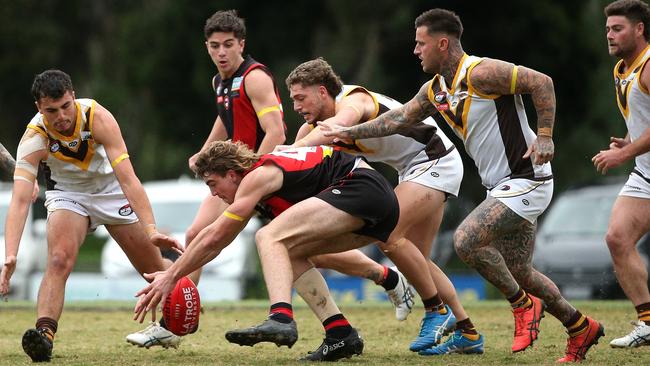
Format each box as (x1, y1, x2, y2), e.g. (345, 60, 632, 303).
(592, 147, 629, 175)
(188, 152, 200, 172)
(134, 270, 175, 323)
(31, 183, 40, 203)
(318, 120, 354, 143)
(0, 256, 17, 300)
(273, 145, 293, 152)
(523, 135, 554, 165)
(149, 232, 184, 256)
(609, 136, 629, 150)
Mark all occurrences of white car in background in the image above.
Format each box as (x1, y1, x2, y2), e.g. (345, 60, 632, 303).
(100, 177, 261, 301)
(0, 182, 47, 299)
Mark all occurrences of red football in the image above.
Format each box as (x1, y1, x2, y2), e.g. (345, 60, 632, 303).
(162, 276, 200, 336)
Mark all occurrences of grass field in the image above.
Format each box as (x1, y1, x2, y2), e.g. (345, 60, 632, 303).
(1, 300, 650, 365)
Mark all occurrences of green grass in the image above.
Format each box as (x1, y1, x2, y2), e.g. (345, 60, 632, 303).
(1, 300, 650, 365)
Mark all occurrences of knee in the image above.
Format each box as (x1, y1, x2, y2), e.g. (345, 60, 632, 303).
(309, 254, 326, 268)
(47, 251, 75, 275)
(255, 226, 279, 249)
(377, 237, 406, 254)
(453, 230, 471, 260)
(605, 229, 629, 256)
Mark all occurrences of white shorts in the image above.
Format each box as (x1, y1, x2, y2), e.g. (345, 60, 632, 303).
(44, 190, 138, 231)
(619, 170, 650, 199)
(488, 178, 553, 224)
(399, 148, 463, 197)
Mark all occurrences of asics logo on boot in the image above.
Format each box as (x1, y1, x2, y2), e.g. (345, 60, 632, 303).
(323, 340, 346, 355)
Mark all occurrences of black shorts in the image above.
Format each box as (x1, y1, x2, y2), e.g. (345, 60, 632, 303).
(315, 168, 399, 242)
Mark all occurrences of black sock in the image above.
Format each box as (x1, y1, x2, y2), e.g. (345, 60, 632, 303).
(159, 318, 167, 329)
(269, 302, 293, 324)
(380, 267, 399, 291)
(323, 314, 352, 339)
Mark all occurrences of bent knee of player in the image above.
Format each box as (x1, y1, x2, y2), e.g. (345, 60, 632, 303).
(453, 229, 474, 260)
(377, 237, 406, 254)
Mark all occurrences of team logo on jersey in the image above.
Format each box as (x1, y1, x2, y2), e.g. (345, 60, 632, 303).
(500, 185, 511, 191)
(217, 96, 224, 104)
(68, 140, 79, 148)
(430, 172, 439, 177)
(434, 91, 447, 103)
(331, 189, 341, 195)
(81, 131, 92, 141)
(522, 199, 530, 206)
(118, 204, 133, 216)
(49, 141, 60, 153)
(232, 76, 243, 91)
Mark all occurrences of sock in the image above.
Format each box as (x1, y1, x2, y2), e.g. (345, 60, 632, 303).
(635, 302, 650, 325)
(35, 317, 57, 342)
(294, 267, 341, 323)
(455, 318, 480, 340)
(563, 310, 588, 337)
(323, 313, 352, 339)
(269, 302, 293, 324)
(379, 266, 399, 291)
(507, 288, 532, 310)
(159, 318, 168, 329)
(422, 294, 446, 313)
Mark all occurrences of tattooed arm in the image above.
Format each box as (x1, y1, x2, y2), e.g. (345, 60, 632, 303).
(0, 143, 16, 182)
(319, 82, 437, 140)
(470, 58, 556, 164)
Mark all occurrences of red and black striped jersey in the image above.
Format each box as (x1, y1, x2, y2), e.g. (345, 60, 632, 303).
(246, 146, 359, 219)
(213, 55, 284, 151)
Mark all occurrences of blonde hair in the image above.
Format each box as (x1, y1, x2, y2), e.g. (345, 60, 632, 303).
(193, 140, 260, 177)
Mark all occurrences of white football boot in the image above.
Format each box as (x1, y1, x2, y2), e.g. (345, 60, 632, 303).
(126, 322, 182, 349)
(610, 320, 650, 348)
(385, 266, 416, 321)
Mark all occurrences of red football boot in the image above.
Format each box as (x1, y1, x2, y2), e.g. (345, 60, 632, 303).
(556, 317, 604, 363)
(512, 295, 545, 352)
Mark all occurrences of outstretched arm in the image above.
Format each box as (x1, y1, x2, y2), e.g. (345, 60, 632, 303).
(133, 165, 283, 320)
(319, 82, 437, 140)
(470, 59, 556, 165)
(1, 131, 47, 297)
(293, 91, 372, 147)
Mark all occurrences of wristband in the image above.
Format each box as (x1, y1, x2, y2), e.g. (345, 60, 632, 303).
(537, 127, 552, 138)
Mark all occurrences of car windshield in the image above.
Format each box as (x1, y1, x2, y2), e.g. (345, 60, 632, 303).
(539, 191, 616, 236)
(151, 201, 201, 234)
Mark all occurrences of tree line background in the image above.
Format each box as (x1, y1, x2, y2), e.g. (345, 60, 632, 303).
(0, 0, 634, 207)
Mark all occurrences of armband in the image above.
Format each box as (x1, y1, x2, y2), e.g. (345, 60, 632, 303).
(14, 160, 37, 183)
(223, 211, 245, 222)
(256, 105, 282, 118)
(510, 65, 518, 95)
(111, 153, 130, 168)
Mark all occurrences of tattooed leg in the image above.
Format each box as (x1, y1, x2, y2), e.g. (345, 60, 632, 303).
(454, 197, 522, 296)
(494, 220, 575, 323)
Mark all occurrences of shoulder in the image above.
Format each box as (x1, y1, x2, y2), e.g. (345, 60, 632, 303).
(243, 68, 276, 99)
(469, 58, 513, 82)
